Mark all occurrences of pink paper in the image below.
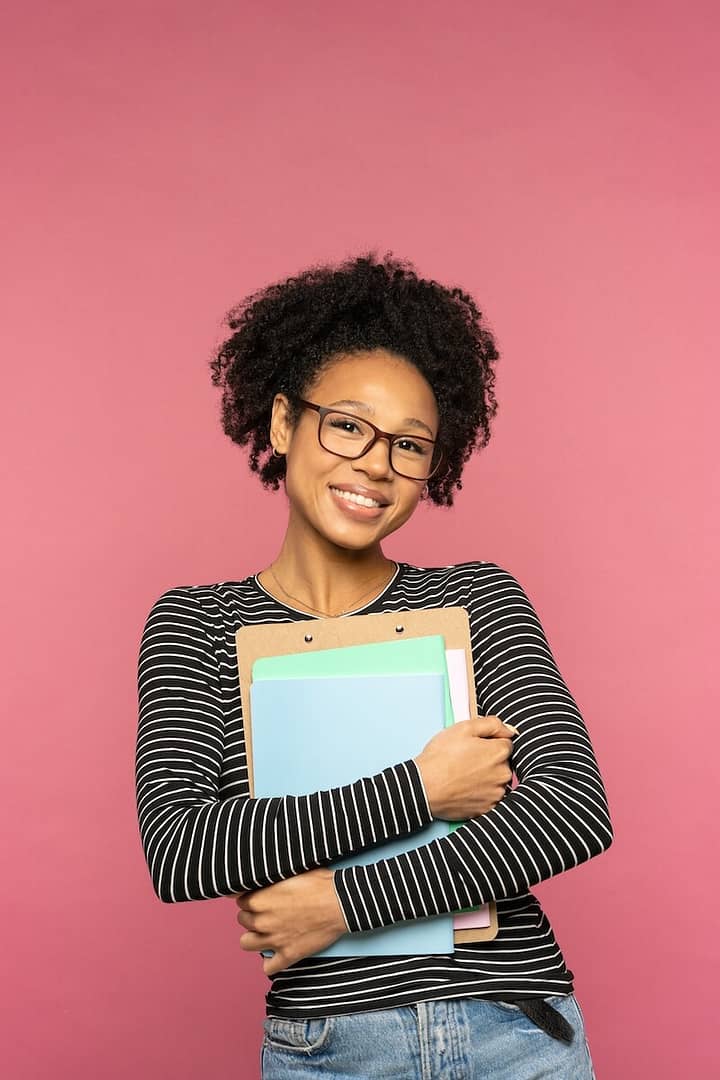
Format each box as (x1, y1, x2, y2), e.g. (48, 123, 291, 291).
(446, 649, 493, 932)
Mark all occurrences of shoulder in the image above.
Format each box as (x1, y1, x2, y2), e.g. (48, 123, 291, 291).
(401, 559, 522, 593)
(140, 575, 258, 636)
(396, 559, 531, 614)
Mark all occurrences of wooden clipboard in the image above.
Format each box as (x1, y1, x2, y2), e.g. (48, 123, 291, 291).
(235, 605, 498, 943)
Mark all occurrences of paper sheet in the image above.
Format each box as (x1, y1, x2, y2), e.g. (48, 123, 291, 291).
(446, 648, 491, 929)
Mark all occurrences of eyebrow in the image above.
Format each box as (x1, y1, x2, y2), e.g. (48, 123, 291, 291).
(328, 399, 435, 438)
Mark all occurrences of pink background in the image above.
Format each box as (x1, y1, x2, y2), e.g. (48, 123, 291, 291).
(3, 2, 718, 1076)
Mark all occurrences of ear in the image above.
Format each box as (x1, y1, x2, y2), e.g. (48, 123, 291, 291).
(269, 393, 293, 455)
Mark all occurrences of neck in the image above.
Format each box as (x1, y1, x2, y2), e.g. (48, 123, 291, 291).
(263, 512, 395, 615)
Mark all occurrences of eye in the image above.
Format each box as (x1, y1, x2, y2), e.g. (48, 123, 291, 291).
(329, 417, 363, 434)
(395, 437, 431, 456)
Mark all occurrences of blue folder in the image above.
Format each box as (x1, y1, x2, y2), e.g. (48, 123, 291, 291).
(250, 671, 454, 957)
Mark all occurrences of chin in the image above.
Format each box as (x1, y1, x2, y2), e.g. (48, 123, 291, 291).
(322, 526, 384, 551)
(326, 514, 410, 550)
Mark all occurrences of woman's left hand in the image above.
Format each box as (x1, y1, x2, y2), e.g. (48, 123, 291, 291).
(233, 868, 348, 976)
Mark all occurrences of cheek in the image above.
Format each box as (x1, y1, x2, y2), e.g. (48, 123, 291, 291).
(284, 437, 319, 487)
(284, 447, 334, 511)
(284, 466, 310, 510)
(390, 486, 424, 524)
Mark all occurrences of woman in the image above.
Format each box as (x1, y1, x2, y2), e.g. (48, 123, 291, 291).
(135, 253, 613, 1078)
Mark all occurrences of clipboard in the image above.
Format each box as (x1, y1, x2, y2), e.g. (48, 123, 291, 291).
(235, 606, 498, 943)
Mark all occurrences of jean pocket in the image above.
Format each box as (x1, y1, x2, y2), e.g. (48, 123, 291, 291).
(263, 1016, 332, 1055)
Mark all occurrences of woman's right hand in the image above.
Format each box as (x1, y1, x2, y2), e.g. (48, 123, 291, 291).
(414, 715, 518, 820)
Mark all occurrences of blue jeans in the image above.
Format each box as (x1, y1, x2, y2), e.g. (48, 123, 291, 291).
(261, 994, 596, 1078)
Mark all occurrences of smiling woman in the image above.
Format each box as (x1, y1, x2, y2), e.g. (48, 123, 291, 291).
(135, 252, 611, 1079)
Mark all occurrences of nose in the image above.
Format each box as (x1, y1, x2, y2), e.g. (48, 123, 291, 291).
(352, 435, 394, 479)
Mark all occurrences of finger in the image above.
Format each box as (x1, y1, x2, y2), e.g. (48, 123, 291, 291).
(264, 950, 291, 977)
(485, 715, 520, 737)
(236, 892, 260, 912)
(236, 909, 262, 931)
(494, 738, 514, 759)
(238, 930, 271, 952)
(467, 715, 519, 738)
(464, 715, 497, 736)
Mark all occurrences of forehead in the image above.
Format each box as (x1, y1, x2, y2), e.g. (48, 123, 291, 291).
(309, 350, 438, 422)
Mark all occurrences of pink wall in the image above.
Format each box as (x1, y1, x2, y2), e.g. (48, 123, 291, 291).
(3, 1, 718, 1076)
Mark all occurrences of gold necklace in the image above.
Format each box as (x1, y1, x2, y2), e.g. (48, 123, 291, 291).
(266, 562, 397, 617)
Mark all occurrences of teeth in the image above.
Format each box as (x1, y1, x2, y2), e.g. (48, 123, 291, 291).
(330, 487, 382, 508)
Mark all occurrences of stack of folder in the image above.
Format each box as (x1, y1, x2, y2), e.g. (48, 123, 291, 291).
(237, 610, 497, 958)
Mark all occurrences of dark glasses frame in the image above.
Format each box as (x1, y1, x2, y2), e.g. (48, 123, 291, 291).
(296, 398, 443, 481)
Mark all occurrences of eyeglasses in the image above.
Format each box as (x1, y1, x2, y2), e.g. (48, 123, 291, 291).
(296, 398, 443, 481)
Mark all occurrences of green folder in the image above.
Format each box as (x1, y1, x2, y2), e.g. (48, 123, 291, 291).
(252, 634, 455, 727)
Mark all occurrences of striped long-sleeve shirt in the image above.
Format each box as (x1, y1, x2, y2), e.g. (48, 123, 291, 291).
(135, 560, 613, 1017)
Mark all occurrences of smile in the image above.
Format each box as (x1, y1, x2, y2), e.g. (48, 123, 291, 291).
(329, 486, 384, 509)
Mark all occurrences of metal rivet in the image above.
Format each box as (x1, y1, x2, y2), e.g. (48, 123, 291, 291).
(304, 633, 313, 643)
(395, 625, 405, 634)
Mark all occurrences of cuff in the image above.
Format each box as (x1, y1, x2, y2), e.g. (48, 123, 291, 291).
(332, 851, 423, 937)
(396, 757, 434, 829)
(332, 864, 373, 933)
(365, 759, 434, 839)
(406, 757, 433, 822)
(330, 871, 351, 933)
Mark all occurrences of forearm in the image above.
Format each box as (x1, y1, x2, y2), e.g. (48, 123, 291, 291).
(333, 763, 613, 931)
(334, 563, 615, 932)
(136, 757, 432, 902)
(136, 587, 433, 904)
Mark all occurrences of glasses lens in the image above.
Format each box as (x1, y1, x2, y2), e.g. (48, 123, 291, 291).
(320, 411, 375, 455)
(390, 437, 438, 480)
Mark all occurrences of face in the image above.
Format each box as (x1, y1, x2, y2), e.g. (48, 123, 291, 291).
(270, 350, 440, 552)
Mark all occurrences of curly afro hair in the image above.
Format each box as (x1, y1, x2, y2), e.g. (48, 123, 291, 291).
(209, 252, 499, 507)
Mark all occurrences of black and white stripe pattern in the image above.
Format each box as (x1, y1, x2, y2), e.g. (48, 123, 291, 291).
(135, 561, 613, 1018)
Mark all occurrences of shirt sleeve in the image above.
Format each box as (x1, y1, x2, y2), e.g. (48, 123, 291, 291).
(135, 588, 433, 903)
(333, 564, 614, 932)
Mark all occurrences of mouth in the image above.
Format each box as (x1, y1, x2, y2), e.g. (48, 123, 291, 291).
(328, 485, 390, 519)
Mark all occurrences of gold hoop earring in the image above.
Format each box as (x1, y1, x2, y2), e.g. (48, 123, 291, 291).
(272, 447, 284, 457)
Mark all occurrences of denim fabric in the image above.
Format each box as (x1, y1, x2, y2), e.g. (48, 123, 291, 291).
(261, 994, 597, 1078)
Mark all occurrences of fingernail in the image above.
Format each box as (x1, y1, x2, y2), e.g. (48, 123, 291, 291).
(505, 724, 520, 735)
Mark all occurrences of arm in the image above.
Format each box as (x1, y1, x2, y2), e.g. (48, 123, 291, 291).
(135, 588, 433, 903)
(333, 564, 614, 932)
